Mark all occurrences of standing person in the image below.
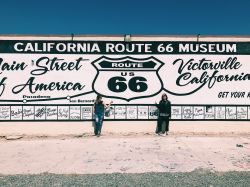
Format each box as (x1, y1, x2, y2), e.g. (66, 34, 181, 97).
(93, 95, 112, 137)
(155, 93, 171, 136)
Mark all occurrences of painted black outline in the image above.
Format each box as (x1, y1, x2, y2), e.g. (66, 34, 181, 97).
(0, 104, 250, 122)
(91, 56, 164, 101)
(0, 52, 249, 102)
(0, 91, 94, 103)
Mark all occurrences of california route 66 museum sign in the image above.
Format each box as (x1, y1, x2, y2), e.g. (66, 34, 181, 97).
(0, 37, 250, 121)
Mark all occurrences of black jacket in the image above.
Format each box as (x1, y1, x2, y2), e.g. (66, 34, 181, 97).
(156, 100, 171, 118)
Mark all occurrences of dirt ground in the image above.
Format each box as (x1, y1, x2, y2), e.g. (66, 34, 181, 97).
(0, 121, 249, 186)
(0, 135, 249, 175)
(0, 121, 250, 138)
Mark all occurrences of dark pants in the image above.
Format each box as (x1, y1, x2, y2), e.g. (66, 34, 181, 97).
(94, 113, 104, 135)
(156, 116, 170, 134)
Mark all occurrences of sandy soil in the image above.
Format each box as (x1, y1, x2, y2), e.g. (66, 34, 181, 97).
(0, 121, 250, 139)
(0, 135, 249, 175)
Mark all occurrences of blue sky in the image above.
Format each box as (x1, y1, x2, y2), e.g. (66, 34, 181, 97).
(0, 0, 249, 35)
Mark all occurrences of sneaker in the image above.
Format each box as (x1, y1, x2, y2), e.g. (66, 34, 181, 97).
(160, 133, 166, 137)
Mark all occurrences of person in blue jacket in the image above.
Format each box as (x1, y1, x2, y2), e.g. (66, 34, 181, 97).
(155, 93, 172, 136)
(93, 95, 112, 137)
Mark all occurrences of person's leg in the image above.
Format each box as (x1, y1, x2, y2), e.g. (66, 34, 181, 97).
(94, 114, 100, 135)
(161, 118, 167, 134)
(165, 118, 170, 135)
(156, 117, 162, 134)
(98, 114, 104, 135)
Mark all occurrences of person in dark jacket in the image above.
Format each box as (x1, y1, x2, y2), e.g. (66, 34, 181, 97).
(155, 93, 171, 136)
(93, 95, 112, 137)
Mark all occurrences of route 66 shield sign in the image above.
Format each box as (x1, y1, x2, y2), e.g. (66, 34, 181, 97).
(92, 56, 164, 101)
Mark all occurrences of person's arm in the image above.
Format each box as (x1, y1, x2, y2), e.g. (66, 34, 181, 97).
(155, 101, 160, 109)
(168, 101, 172, 118)
(93, 102, 96, 114)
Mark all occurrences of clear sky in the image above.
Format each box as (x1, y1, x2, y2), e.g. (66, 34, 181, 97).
(0, 0, 249, 35)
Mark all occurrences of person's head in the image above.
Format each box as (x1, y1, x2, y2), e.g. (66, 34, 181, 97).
(96, 95, 102, 102)
(161, 93, 168, 101)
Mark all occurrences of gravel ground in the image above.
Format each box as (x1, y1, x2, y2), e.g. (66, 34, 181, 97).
(0, 170, 250, 187)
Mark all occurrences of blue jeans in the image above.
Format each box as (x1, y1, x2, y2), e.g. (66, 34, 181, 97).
(94, 113, 104, 135)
